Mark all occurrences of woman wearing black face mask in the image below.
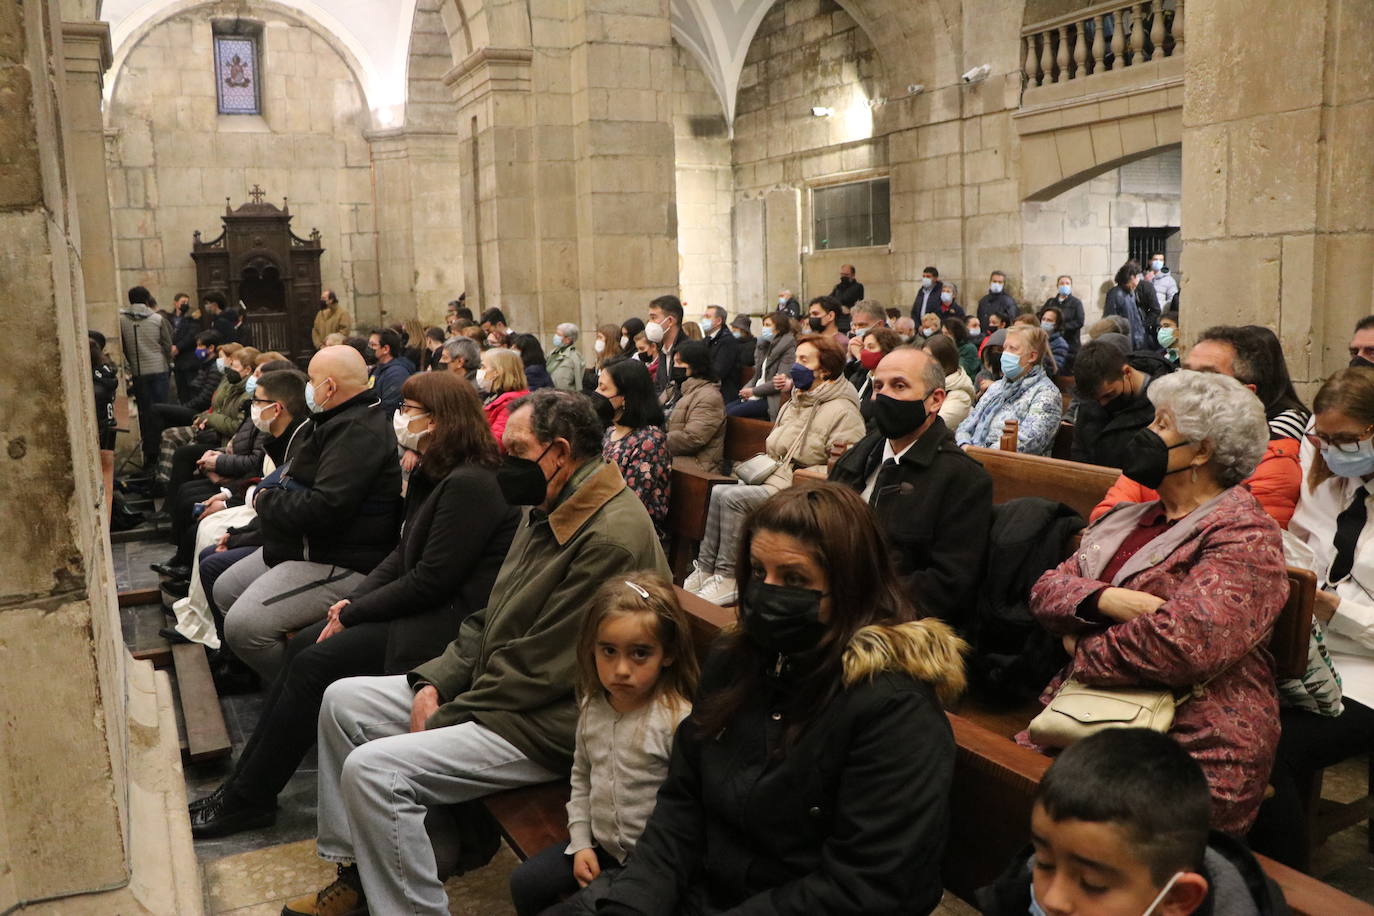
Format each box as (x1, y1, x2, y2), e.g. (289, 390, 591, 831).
(599, 483, 966, 916)
(596, 358, 671, 532)
(1017, 370, 1287, 836)
(663, 340, 725, 474)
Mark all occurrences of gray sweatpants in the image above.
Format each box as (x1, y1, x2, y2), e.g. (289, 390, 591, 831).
(696, 483, 774, 576)
(316, 675, 559, 915)
(213, 548, 365, 682)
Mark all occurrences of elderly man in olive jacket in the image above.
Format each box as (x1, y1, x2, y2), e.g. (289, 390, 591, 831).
(285, 389, 668, 916)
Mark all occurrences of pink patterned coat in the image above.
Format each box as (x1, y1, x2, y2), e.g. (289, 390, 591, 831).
(1016, 486, 1287, 834)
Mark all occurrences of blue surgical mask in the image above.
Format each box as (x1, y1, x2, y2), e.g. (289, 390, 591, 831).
(1000, 351, 1025, 381)
(940, 292, 954, 304)
(552, 334, 564, 348)
(1151, 259, 1164, 271)
(761, 327, 775, 342)
(244, 375, 258, 396)
(1323, 439, 1374, 479)
(1040, 321, 1056, 334)
(789, 362, 816, 391)
(1058, 284, 1072, 297)
(1158, 327, 1177, 348)
(305, 379, 332, 414)
(194, 347, 209, 360)
(989, 281, 1004, 294)
(732, 329, 742, 339)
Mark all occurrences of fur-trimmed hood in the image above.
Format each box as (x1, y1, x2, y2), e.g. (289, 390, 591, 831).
(842, 618, 968, 706)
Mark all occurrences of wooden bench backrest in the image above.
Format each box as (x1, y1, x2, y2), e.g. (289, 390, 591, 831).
(967, 446, 1120, 521)
(1274, 567, 1316, 680)
(724, 416, 773, 464)
(942, 713, 1374, 916)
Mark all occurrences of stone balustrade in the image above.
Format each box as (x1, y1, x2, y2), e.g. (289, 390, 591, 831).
(1022, 0, 1183, 88)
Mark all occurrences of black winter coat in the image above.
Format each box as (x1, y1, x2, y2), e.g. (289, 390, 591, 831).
(214, 412, 269, 480)
(830, 418, 992, 630)
(338, 464, 519, 673)
(172, 316, 202, 370)
(705, 329, 740, 404)
(977, 291, 1019, 329)
(1043, 294, 1085, 354)
(601, 637, 957, 916)
(184, 364, 223, 413)
(1070, 351, 1173, 469)
(253, 391, 402, 570)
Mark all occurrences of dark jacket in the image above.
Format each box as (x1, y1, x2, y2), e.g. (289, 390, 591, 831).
(749, 332, 797, 421)
(1071, 351, 1174, 469)
(601, 620, 964, 916)
(184, 363, 223, 413)
(705, 328, 741, 404)
(1105, 284, 1149, 351)
(829, 278, 865, 309)
(254, 390, 402, 570)
(977, 291, 1018, 329)
(340, 464, 520, 674)
(911, 284, 939, 318)
(370, 357, 416, 419)
(213, 308, 239, 344)
(1044, 294, 1085, 354)
(976, 833, 1288, 916)
(214, 413, 269, 480)
(1136, 276, 1163, 346)
(93, 362, 118, 433)
(830, 418, 992, 629)
(525, 363, 554, 390)
(172, 316, 202, 370)
(409, 460, 668, 772)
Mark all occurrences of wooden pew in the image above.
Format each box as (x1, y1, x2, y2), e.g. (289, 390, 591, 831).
(966, 446, 1120, 521)
(663, 417, 775, 582)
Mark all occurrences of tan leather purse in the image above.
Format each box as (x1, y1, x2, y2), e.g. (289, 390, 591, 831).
(1027, 679, 1178, 749)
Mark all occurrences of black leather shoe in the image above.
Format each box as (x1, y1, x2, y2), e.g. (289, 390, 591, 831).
(189, 792, 276, 839)
(188, 783, 229, 813)
(158, 626, 192, 645)
(151, 562, 191, 580)
(161, 578, 190, 599)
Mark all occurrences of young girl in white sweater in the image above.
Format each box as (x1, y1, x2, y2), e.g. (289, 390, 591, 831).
(509, 572, 699, 915)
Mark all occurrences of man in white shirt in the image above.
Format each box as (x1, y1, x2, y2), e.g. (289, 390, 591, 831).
(1149, 252, 1179, 309)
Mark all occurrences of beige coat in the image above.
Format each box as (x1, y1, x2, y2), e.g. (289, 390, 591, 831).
(938, 367, 976, 430)
(761, 377, 866, 490)
(312, 304, 352, 348)
(667, 376, 726, 475)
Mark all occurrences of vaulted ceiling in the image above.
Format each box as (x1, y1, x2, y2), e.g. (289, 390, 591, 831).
(669, 0, 779, 123)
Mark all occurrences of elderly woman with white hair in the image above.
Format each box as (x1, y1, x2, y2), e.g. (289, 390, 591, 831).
(1016, 370, 1288, 836)
(546, 322, 585, 391)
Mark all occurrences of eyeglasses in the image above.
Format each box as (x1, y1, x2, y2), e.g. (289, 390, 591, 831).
(250, 397, 278, 407)
(1307, 425, 1374, 453)
(398, 404, 430, 417)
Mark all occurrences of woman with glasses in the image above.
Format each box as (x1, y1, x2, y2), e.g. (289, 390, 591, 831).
(1018, 371, 1286, 835)
(1250, 366, 1374, 867)
(188, 371, 522, 839)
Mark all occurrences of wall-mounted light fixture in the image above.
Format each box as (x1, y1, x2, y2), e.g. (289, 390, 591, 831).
(810, 106, 832, 117)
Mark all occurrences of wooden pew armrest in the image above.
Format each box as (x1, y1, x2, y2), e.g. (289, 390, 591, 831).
(791, 465, 827, 484)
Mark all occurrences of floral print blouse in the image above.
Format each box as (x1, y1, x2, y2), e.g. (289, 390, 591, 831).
(603, 425, 671, 529)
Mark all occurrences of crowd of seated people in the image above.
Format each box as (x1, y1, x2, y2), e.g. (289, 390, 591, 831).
(96, 277, 1374, 914)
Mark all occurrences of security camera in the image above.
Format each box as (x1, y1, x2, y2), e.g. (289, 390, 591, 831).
(961, 64, 991, 83)
(906, 84, 925, 95)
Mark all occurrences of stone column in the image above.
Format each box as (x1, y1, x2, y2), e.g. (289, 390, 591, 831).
(0, 2, 201, 911)
(1181, 0, 1374, 390)
(442, 0, 678, 339)
(61, 20, 120, 346)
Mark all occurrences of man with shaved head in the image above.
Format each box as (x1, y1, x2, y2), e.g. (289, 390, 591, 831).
(828, 345, 992, 628)
(195, 345, 404, 836)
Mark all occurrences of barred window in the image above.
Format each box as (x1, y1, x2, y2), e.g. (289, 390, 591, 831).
(813, 178, 890, 251)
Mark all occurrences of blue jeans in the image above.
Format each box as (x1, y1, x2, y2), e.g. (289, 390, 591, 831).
(131, 372, 170, 465)
(725, 397, 769, 419)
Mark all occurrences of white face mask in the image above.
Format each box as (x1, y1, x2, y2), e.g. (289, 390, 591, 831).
(940, 292, 954, 304)
(921, 277, 933, 289)
(250, 403, 277, 433)
(989, 281, 1004, 294)
(474, 367, 489, 392)
(594, 338, 606, 355)
(778, 296, 788, 306)
(645, 321, 665, 344)
(216, 356, 227, 371)
(392, 409, 430, 452)
(1151, 259, 1164, 271)
(619, 334, 629, 348)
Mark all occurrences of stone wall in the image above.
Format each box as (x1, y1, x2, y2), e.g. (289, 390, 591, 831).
(107, 5, 382, 326)
(672, 42, 734, 316)
(731, 0, 891, 310)
(1021, 148, 1181, 322)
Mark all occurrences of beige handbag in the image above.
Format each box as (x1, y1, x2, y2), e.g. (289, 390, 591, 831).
(1027, 679, 1179, 749)
(733, 399, 817, 486)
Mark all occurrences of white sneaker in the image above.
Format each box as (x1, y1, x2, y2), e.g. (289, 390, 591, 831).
(683, 562, 710, 594)
(697, 574, 738, 607)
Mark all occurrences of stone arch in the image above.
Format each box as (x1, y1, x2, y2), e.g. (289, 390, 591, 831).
(433, 0, 532, 67)
(1022, 131, 1182, 202)
(107, 0, 374, 119)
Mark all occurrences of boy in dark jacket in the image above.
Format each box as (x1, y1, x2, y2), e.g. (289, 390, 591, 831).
(977, 728, 1286, 916)
(1071, 340, 1174, 469)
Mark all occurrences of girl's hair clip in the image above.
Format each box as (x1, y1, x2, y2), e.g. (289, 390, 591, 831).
(624, 580, 650, 599)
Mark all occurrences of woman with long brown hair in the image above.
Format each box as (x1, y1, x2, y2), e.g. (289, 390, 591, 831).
(600, 483, 967, 915)
(189, 371, 524, 839)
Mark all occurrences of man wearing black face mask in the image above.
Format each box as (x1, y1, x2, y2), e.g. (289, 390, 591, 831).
(1350, 316, 1374, 368)
(312, 288, 352, 350)
(284, 389, 667, 916)
(1071, 339, 1174, 469)
(829, 347, 992, 628)
(828, 263, 864, 333)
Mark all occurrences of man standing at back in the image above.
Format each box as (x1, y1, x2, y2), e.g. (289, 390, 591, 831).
(829, 263, 865, 333)
(312, 289, 352, 349)
(283, 389, 668, 916)
(830, 346, 992, 629)
(910, 266, 942, 319)
(976, 270, 1019, 330)
(701, 305, 741, 403)
(120, 285, 174, 473)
